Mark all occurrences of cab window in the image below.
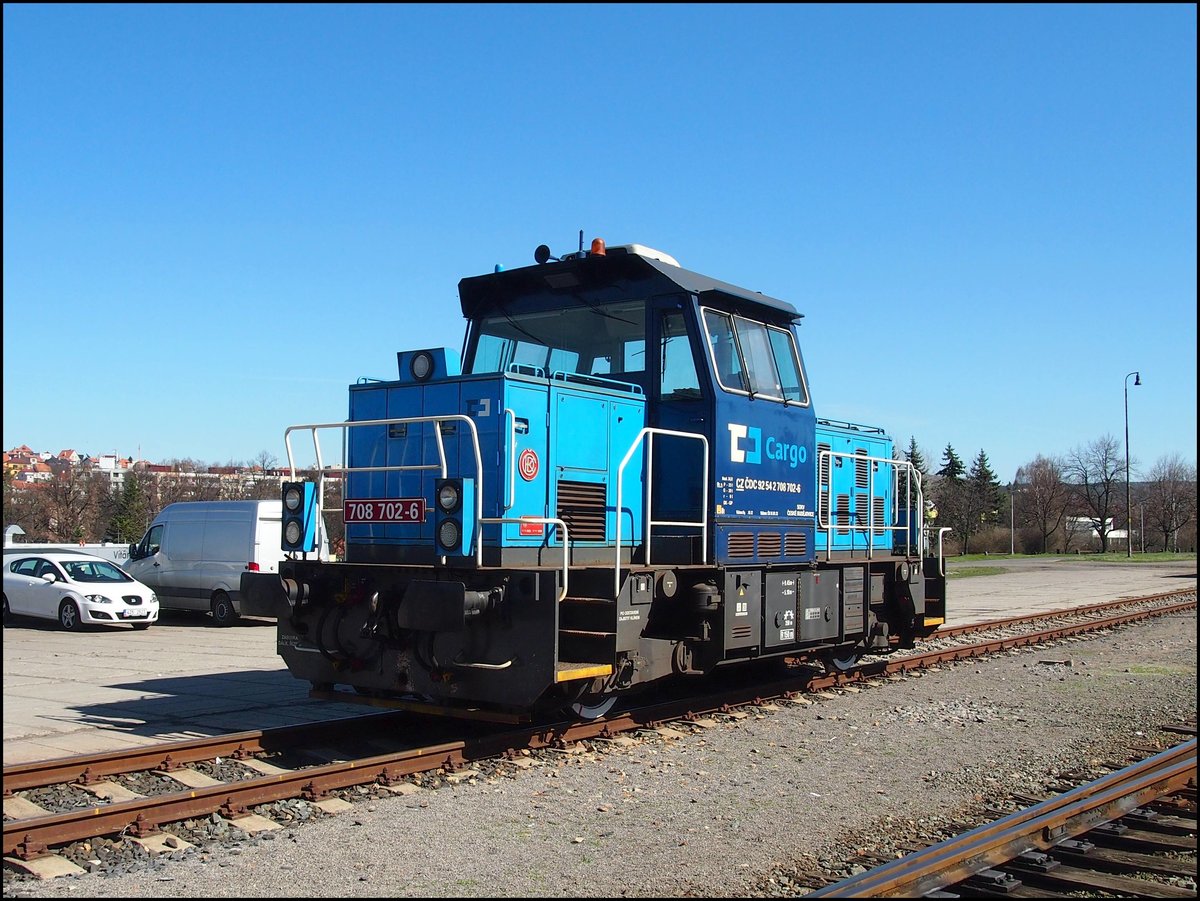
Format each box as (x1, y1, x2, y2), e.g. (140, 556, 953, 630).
(660, 312, 701, 399)
(701, 307, 809, 405)
(470, 300, 646, 382)
(702, 310, 748, 392)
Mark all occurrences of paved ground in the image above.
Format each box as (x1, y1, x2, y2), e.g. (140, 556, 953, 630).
(3, 557, 1195, 767)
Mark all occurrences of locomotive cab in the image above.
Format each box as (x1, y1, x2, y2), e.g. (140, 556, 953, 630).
(247, 239, 947, 720)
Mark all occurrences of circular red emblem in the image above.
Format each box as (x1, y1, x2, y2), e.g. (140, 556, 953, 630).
(518, 449, 539, 481)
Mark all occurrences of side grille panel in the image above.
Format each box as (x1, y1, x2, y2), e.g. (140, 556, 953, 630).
(556, 480, 607, 542)
(758, 532, 782, 557)
(727, 533, 755, 558)
(785, 532, 807, 556)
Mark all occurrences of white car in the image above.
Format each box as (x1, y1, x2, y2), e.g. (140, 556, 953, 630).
(3, 550, 159, 631)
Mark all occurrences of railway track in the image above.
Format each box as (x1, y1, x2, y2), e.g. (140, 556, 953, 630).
(805, 730, 1197, 898)
(4, 589, 1195, 880)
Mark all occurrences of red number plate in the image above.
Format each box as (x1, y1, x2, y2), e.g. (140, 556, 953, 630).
(343, 499, 427, 523)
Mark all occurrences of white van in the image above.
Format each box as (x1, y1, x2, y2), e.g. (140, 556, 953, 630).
(126, 500, 303, 626)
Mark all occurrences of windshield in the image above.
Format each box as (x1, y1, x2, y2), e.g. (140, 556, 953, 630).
(62, 560, 133, 583)
(470, 300, 646, 381)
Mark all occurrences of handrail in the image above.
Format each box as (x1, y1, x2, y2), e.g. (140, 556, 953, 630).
(814, 417, 886, 435)
(937, 527, 952, 577)
(615, 428, 709, 599)
(816, 448, 925, 561)
(549, 370, 644, 395)
(503, 408, 516, 511)
(284, 415, 485, 566)
(282, 417, 570, 581)
(478, 517, 569, 601)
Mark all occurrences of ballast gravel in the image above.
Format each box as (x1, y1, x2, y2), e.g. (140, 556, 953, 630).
(4, 607, 1196, 899)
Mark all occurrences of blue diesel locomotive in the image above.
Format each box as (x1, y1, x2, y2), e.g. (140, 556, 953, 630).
(244, 238, 948, 720)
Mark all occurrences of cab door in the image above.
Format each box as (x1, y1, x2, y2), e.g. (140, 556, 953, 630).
(649, 300, 712, 564)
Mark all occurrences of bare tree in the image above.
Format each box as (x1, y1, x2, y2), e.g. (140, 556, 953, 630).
(240, 450, 283, 500)
(148, 469, 223, 509)
(3, 469, 42, 540)
(253, 450, 278, 471)
(1144, 454, 1197, 552)
(1015, 455, 1070, 553)
(1063, 435, 1126, 552)
(37, 467, 104, 542)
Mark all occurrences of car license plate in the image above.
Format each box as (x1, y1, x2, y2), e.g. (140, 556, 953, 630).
(343, 499, 427, 523)
(121, 611, 148, 619)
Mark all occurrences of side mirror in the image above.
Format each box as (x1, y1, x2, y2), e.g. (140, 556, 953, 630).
(128, 543, 140, 561)
(41, 572, 57, 583)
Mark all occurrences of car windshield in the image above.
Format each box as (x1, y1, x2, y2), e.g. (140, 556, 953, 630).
(61, 560, 132, 583)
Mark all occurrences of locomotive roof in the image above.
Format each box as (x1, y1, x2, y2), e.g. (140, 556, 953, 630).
(458, 247, 802, 323)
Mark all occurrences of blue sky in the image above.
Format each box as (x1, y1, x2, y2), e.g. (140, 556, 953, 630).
(4, 4, 1196, 483)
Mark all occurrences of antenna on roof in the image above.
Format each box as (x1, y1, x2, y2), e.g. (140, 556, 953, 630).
(578, 230, 584, 254)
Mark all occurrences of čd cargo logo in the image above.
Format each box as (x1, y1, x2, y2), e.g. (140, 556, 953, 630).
(728, 423, 807, 468)
(518, 449, 539, 481)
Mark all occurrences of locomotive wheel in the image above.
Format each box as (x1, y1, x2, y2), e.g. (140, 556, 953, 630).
(568, 691, 618, 720)
(554, 677, 620, 721)
(823, 651, 860, 673)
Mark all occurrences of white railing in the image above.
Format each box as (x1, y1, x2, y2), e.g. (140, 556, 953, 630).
(285, 415, 485, 564)
(284, 417, 568, 593)
(614, 428, 709, 599)
(937, 526, 953, 577)
(479, 517, 569, 601)
(815, 449, 926, 560)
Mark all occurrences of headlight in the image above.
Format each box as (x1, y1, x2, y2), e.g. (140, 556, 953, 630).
(284, 486, 302, 511)
(437, 482, 461, 512)
(285, 520, 302, 545)
(437, 519, 461, 551)
(410, 351, 434, 381)
(85, 594, 113, 604)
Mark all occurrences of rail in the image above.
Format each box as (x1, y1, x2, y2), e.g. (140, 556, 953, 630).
(614, 428, 709, 599)
(807, 738, 1198, 898)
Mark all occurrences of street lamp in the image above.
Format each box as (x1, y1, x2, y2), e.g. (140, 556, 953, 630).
(1124, 371, 1141, 558)
(1009, 469, 1024, 556)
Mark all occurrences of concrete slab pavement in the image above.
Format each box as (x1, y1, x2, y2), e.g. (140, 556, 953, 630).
(3, 558, 1195, 767)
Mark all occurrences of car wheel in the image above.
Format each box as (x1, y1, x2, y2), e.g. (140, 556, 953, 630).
(2, 595, 10, 627)
(211, 591, 240, 627)
(131, 622, 152, 631)
(59, 600, 83, 632)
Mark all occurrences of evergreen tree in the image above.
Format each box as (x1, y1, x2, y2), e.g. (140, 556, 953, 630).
(106, 473, 152, 544)
(937, 445, 965, 481)
(932, 444, 971, 552)
(968, 449, 1002, 528)
(905, 437, 928, 480)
